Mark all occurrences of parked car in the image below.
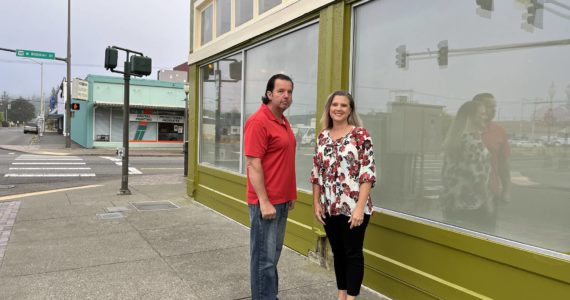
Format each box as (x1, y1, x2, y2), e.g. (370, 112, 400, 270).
(23, 122, 38, 134)
(515, 140, 543, 148)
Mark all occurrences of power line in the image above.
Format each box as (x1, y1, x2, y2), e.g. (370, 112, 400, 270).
(0, 58, 172, 70)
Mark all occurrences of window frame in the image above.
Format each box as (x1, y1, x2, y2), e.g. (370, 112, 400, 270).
(348, 0, 570, 262)
(197, 20, 319, 177)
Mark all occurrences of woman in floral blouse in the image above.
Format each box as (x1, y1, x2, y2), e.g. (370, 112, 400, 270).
(310, 90, 376, 300)
(441, 100, 494, 233)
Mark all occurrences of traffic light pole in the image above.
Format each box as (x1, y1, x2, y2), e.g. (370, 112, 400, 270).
(119, 58, 132, 195)
(104, 46, 151, 196)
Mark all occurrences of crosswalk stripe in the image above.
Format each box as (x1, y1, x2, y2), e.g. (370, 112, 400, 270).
(4, 174, 96, 177)
(9, 168, 91, 170)
(8, 155, 96, 178)
(15, 158, 83, 161)
(100, 156, 143, 175)
(12, 162, 86, 165)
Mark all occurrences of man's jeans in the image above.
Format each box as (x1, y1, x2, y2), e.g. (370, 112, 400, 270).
(249, 202, 289, 300)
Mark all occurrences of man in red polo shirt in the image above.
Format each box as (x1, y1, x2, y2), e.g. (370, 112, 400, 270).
(474, 93, 511, 231)
(244, 74, 297, 300)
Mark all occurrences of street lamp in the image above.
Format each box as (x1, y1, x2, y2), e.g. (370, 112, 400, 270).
(25, 58, 44, 137)
(184, 82, 190, 177)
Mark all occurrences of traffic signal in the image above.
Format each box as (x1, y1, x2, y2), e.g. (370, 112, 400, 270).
(71, 103, 80, 111)
(130, 55, 152, 76)
(229, 61, 242, 81)
(437, 40, 448, 67)
(395, 45, 407, 69)
(104, 47, 118, 70)
(476, 0, 493, 11)
(525, 0, 543, 29)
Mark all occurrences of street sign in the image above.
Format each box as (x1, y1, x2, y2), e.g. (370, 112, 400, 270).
(16, 49, 55, 60)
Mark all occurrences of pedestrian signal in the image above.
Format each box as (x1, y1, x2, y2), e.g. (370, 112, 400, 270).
(71, 103, 80, 110)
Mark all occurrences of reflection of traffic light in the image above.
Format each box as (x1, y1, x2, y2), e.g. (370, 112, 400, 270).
(437, 40, 448, 67)
(525, 0, 543, 29)
(395, 45, 407, 69)
(71, 103, 80, 111)
(476, 0, 493, 11)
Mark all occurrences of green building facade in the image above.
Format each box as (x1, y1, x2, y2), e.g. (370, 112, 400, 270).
(186, 0, 570, 298)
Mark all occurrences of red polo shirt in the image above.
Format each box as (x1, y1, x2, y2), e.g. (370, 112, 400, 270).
(481, 121, 510, 195)
(244, 104, 297, 205)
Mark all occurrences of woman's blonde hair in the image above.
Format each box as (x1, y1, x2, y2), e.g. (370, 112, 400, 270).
(442, 100, 484, 156)
(320, 90, 362, 129)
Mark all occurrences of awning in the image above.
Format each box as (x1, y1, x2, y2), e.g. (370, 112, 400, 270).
(94, 101, 185, 111)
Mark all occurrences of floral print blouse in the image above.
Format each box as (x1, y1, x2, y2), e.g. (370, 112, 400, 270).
(441, 132, 491, 211)
(310, 127, 377, 217)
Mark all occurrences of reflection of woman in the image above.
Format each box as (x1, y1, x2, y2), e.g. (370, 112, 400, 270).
(441, 100, 494, 232)
(310, 91, 376, 300)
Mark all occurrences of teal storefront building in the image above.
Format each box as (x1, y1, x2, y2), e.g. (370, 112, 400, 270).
(70, 75, 186, 149)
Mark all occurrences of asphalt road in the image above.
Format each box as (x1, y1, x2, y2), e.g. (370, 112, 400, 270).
(0, 126, 184, 197)
(0, 127, 34, 145)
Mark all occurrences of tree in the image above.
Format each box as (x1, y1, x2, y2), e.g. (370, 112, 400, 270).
(9, 97, 36, 123)
(0, 91, 9, 124)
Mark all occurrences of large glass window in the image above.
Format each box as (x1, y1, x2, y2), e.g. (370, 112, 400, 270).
(94, 107, 110, 141)
(201, 4, 213, 45)
(200, 53, 243, 172)
(352, 0, 570, 253)
(236, 0, 253, 27)
(244, 23, 319, 190)
(259, 0, 281, 14)
(216, 0, 231, 37)
(110, 107, 123, 142)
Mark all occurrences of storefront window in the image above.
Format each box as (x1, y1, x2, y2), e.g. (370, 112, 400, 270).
(201, 4, 213, 45)
(95, 107, 183, 143)
(199, 53, 243, 172)
(236, 0, 253, 27)
(259, 0, 281, 14)
(94, 107, 110, 141)
(244, 23, 319, 190)
(352, 0, 570, 253)
(110, 108, 123, 143)
(217, 0, 231, 37)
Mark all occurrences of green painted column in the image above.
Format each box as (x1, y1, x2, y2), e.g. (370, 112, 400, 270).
(187, 64, 199, 196)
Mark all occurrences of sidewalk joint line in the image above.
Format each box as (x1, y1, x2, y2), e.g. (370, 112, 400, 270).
(0, 185, 103, 202)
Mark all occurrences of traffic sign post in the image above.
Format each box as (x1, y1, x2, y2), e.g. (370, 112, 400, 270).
(16, 49, 55, 60)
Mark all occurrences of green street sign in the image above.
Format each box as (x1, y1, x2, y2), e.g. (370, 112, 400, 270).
(16, 49, 55, 60)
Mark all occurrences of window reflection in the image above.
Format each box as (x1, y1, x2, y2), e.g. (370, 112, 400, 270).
(236, 0, 253, 27)
(259, 0, 282, 14)
(244, 24, 319, 190)
(201, 5, 213, 45)
(200, 54, 243, 172)
(352, 0, 570, 253)
(217, 0, 231, 37)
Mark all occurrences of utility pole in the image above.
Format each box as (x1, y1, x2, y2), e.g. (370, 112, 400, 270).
(65, 0, 72, 148)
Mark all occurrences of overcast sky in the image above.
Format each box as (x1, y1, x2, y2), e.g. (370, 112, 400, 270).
(0, 0, 190, 100)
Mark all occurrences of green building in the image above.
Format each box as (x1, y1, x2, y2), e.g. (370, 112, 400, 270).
(185, 0, 570, 298)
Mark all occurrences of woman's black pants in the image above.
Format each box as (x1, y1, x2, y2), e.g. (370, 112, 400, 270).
(323, 213, 370, 297)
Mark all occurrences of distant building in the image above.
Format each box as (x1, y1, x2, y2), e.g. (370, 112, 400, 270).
(157, 69, 187, 83)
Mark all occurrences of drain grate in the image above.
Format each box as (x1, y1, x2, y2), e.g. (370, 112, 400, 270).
(96, 212, 125, 220)
(105, 206, 131, 213)
(130, 201, 179, 212)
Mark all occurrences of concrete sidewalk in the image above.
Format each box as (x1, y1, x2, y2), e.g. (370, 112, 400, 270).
(0, 176, 385, 299)
(0, 131, 183, 157)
